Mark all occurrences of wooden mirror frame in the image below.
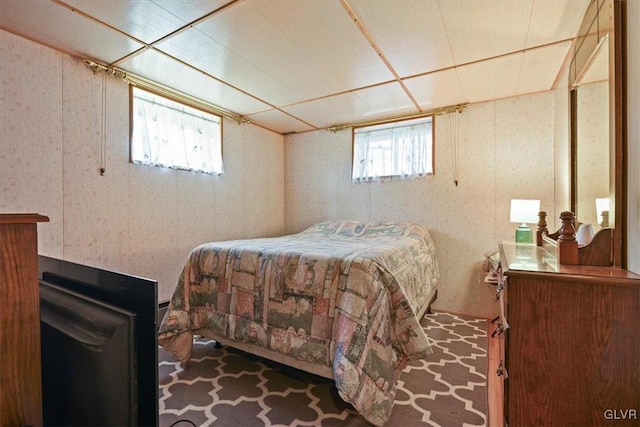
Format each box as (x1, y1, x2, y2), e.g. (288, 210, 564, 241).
(569, 0, 625, 267)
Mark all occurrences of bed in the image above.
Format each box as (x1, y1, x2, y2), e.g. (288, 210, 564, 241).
(158, 220, 439, 425)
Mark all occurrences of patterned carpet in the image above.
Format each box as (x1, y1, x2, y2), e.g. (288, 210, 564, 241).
(158, 312, 488, 427)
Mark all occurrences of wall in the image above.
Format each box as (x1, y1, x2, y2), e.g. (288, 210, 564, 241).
(0, 30, 285, 302)
(284, 93, 556, 318)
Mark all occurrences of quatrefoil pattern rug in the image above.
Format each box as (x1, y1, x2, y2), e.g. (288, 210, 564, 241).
(159, 312, 488, 427)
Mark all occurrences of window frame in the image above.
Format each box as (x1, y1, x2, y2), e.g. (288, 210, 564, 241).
(351, 115, 435, 182)
(129, 85, 224, 174)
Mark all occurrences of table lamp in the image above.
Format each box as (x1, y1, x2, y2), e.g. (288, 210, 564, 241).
(510, 199, 540, 243)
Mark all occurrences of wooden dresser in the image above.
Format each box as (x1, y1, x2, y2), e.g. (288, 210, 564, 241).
(495, 242, 640, 426)
(1, 213, 49, 427)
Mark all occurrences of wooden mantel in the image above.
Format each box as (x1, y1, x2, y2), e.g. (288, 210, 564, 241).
(0, 213, 50, 224)
(0, 213, 49, 427)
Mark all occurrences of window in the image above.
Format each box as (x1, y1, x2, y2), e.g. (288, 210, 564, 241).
(131, 87, 223, 174)
(351, 116, 434, 182)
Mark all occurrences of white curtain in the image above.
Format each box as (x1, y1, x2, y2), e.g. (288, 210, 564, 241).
(131, 88, 224, 175)
(352, 117, 433, 182)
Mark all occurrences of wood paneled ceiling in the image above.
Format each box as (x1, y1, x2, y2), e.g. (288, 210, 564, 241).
(1, 0, 590, 135)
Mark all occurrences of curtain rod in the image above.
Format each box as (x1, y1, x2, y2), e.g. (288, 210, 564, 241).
(82, 58, 250, 125)
(325, 103, 469, 132)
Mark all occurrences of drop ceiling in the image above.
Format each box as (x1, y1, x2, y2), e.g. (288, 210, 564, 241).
(1, 0, 590, 135)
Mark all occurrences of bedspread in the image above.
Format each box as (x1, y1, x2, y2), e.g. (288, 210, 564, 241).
(158, 220, 439, 425)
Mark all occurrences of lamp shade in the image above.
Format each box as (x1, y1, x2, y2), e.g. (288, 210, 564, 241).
(576, 223, 595, 245)
(510, 199, 540, 224)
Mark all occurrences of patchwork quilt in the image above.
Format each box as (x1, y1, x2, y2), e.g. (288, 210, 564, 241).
(158, 220, 439, 425)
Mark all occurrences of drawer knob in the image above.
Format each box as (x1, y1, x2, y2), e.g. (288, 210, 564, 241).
(491, 323, 505, 337)
(497, 360, 508, 378)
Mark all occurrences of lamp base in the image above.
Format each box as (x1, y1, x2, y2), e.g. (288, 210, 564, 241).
(515, 225, 533, 243)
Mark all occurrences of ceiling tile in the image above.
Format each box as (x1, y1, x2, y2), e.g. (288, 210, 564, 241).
(118, 49, 271, 116)
(457, 53, 523, 103)
(526, 0, 590, 48)
(351, 83, 420, 118)
(348, 0, 454, 77)
(0, 0, 144, 63)
(147, 0, 235, 26)
(248, 0, 395, 88)
(439, 0, 533, 65)
(245, 109, 316, 134)
(403, 68, 465, 111)
(518, 41, 573, 94)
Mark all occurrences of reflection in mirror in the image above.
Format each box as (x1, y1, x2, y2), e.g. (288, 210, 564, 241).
(595, 197, 610, 228)
(570, 0, 612, 231)
(575, 35, 609, 228)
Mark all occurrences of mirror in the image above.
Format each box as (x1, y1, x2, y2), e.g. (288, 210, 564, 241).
(573, 35, 609, 229)
(569, 0, 623, 266)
